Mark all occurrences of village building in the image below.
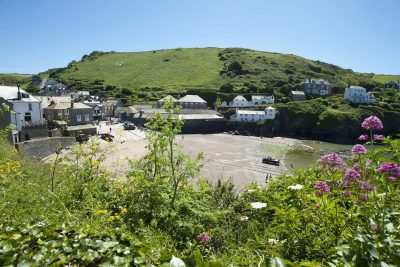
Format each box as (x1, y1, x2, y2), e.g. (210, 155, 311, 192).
(44, 102, 94, 126)
(251, 95, 275, 105)
(0, 85, 48, 142)
(229, 95, 251, 107)
(102, 100, 123, 117)
(41, 80, 68, 95)
(71, 91, 90, 101)
(115, 106, 139, 121)
(289, 91, 306, 101)
(175, 95, 208, 109)
(344, 86, 374, 104)
(384, 81, 400, 91)
(130, 105, 225, 133)
(301, 78, 331, 96)
(0, 85, 44, 131)
(81, 96, 104, 120)
(156, 95, 177, 108)
(230, 107, 276, 122)
(222, 95, 275, 108)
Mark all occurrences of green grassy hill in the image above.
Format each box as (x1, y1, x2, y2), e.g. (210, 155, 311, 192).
(372, 74, 400, 83)
(0, 73, 32, 87)
(39, 47, 385, 102)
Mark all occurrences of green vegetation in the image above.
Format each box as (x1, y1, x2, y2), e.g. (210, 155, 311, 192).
(372, 74, 400, 83)
(37, 48, 383, 103)
(0, 73, 31, 87)
(1, 105, 400, 265)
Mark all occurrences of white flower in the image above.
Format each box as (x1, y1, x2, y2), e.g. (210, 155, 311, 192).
(288, 184, 303, 190)
(268, 238, 279, 244)
(170, 256, 186, 267)
(240, 216, 249, 221)
(250, 202, 267, 209)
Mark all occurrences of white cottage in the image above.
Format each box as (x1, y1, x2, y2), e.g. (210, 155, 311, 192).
(0, 85, 43, 131)
(230, 106, 276, 122)
(344, 86, 374, 104)
(251, 95, 274, 105)
(229, 95, 251, 107)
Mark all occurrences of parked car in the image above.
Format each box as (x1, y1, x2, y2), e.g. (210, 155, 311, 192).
(123, 121, 136, 130)
(76, 134, 89, 143)
(99, 133, 115, 142)
(262, 157, 280, 166)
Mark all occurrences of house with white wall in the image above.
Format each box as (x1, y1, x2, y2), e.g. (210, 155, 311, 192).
(344, 86, 374, 104)
(251, 95, 274, 105)
(223, 95, 275, 108)
(0, 85, 44, 131)
(229, 95, 251, 107)
(230, 106, 276, 122)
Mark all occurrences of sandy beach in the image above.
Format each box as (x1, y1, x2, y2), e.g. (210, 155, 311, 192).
(44, 122, 304, 192)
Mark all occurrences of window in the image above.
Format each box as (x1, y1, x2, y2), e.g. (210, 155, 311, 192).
(28, 103, 32, 111)
(64, 109, 69, 115)
(76, 114, 81, 122)
(24, 112, 32, 122)
(58, 110, 62, 116)
(85, 114, 89, 121)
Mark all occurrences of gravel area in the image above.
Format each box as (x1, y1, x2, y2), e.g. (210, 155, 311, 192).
(46, 122, 302, 192)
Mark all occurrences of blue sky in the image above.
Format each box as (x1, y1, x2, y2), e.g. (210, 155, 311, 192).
(0, 0, 399, 74)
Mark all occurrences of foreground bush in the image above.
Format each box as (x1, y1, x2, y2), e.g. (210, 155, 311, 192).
(0, 109, 399, 266)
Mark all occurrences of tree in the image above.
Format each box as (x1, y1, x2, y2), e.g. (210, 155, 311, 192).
(220, 83, 234, 93)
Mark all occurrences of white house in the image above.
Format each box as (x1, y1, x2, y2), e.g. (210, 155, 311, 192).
(0, 85, 44, 131)
(344, 86, 374, 104)
(226, 95, 275, 108)
(229, 95, 251, 107)
(230, 106, 276, 122)
(251, 95, 274, 105)
(71, 91, 90, 101)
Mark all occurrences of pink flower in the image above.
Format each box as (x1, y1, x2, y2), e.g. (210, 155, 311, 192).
(373, 134, 384, 141)
(317, 153, 347, 172)
(361, 116, 383, 130)
(353, 163, 361, 170)
(344, 169, 361, 181)
(343, 190, 352, 197)
(359, 194, 368, 201)
(197, 233, 211, 245)
(351, 144, 367, 155)
(359, 182, 374, 192)
(377, 162, 400, 178)
(315, 203, 321, 209)
(387, 176, 397, 182)
(358, 134, 369, 141)
(344, 180, 352, 187)
(314, 181, 330, 197)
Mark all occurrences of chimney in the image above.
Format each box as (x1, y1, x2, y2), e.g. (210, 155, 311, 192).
(17, 84, 21, 100)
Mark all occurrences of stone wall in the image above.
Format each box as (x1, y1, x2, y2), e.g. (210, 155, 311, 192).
(18, 137, 76, 160)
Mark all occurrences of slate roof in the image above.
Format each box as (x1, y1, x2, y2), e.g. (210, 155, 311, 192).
(45, 102, 92, 110)
(302, 79, 331, 85)
(290, 91, 306, 95)
(233, 95, 247, 101)
(116, 106, 138, 114)
(236, 110, 266, 115)
(0, 85, 40, 102)
(36, 96, 71, 108)
(158, 95, 177, 102)
(177, 95, 207, 103)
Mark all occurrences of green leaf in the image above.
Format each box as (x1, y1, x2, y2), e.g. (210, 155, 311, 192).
(269, 257, 286, 267)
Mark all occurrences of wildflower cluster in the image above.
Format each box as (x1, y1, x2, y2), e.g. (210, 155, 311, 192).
(358, 115, 384, 144)
(317, 153, 346, 172)
(314, 181, 330, 196)
(377, 162, 400, 181)
(196, 233, 211, 246)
